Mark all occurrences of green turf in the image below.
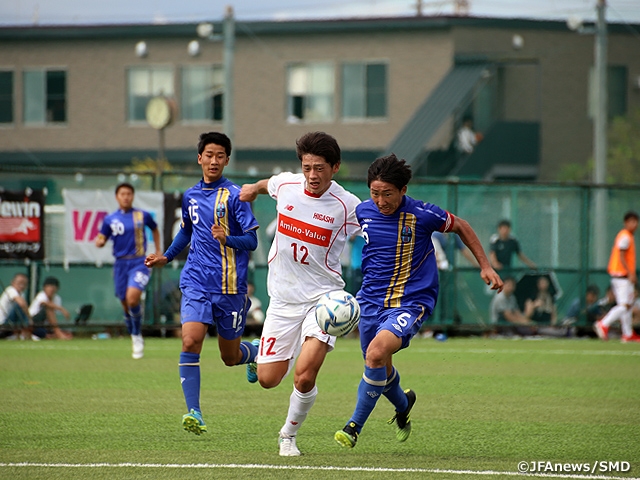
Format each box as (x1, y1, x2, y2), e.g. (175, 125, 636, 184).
(1, 336, 639, 479)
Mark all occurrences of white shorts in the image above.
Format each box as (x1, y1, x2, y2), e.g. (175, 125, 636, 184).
(257, 299, 336, 365)
(611, 277, 635, 307)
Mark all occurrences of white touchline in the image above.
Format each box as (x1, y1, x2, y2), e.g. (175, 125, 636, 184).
(0, 463, 638, 480)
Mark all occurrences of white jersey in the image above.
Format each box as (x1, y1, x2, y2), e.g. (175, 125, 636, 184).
(266, 172, 361, 304)
(0, 286, 21, 324)
(29, 291, 62, 316)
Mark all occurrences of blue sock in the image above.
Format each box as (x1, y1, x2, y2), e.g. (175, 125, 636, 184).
(238, 340, 258, 365)
(179, 352, 201, 413)
(349, 365, 387, 432)
(382, 367, 408, 412)
(124, 313, 133, 335)
(129, 305, 142, 336)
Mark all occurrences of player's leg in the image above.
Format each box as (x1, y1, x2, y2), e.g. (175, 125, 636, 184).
(213, 294, 259, 367)
(597, 278, 632, 340)
(113, 260, 133, 333)
(125, 261, 150, 359)
(276, 313, 335, 456)
(179, 287, 211, 435)
(180, 321, 208, 435)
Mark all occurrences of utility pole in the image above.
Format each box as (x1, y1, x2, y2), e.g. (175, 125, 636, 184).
(223, 5, 235, 172)
(593, 0, 608, 266)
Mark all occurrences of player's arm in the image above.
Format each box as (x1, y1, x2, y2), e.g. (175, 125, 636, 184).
(95, 234, 107, 248)
(239, 179, 269, 202)
(450, 215, 503, 292)
(146, 225, 190, 268)
(618, 247, 637, 285)
(95, 219, 110, 248)
(460, 246, 480, 267)
(151, 226, 161, 255)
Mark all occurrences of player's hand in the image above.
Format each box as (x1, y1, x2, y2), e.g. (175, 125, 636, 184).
(481, 267, 503, 293)
(211, 225, 226, 245)
(239, 184, 258, 202)
(95, 234, 106, 248)
(145, 253, 168, 268)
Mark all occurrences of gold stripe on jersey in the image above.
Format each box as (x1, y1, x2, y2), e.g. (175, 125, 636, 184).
(384, 212, 417, 308)
(215, 188, 238, 294)
(133, 211, 145, 256)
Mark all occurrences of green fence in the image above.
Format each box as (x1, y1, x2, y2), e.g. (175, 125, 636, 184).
(1, 166, 638, 332)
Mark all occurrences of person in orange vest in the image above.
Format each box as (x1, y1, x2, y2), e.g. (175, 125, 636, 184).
(594, 211, 639, 342)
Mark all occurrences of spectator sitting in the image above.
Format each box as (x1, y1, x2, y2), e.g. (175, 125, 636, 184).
(0, 273, 37, 341)
(244, 282, 264, 338)
(562, 284, 609, 327)
(29, 276, 73, 340)
(525, 276, 557, 325)
(489, 276, 536, 336)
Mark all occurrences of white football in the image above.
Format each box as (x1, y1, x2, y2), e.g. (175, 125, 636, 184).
(315, 290, 360, 337)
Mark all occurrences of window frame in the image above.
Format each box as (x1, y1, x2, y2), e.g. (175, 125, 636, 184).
(0, 70, 14, 125)
(286, 61, 335, 123)
(126, 66, 175, 124)
(180, 64, 224, 123)
(23, 68, 67, 125)
(341, 60, 388, 122)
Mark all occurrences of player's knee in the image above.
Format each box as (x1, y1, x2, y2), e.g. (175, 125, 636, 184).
(257, 373, 281, 389)
(220, 352, 239, 367)
(294, 375, 316, 393)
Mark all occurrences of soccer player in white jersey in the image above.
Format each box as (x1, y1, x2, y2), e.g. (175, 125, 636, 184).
(240, 131, 361, 456)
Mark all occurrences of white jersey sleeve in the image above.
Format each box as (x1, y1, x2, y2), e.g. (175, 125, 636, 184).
(266, 175, 361, 304)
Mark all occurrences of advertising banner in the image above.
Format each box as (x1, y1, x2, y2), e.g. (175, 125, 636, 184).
(0, 189, 45, 260)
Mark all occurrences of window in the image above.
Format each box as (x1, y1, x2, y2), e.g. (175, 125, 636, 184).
(287, 62, 334, 122)
(342, 62, 387, 119)
(0, 71, 13, 123)
(589, 65, 628, 120)
(23, 69, 66, 124)
(127, 67, 174, 122)
(608, 66, 627, 119)
(181, 65, 223, 121)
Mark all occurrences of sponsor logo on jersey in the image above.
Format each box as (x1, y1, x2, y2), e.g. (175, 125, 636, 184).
(313, 212, 335, 224)
(284, 204, 294, 211)
(216, 202, 226, 219)
(401, 226, 413, 243)
(278, 213, 332, 247)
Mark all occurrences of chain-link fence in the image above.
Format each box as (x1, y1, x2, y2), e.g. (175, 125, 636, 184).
(1, 166, 638, 332)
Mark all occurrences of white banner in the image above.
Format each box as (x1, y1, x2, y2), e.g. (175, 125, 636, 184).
(63, 189, 164, 265)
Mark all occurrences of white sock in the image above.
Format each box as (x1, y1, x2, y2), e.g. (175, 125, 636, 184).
(280, 385, 318, 437)
(601, 305, 626, 327)
(621, 310, 633, 337)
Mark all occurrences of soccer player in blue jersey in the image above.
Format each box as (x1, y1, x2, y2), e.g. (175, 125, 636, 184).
(145, 132, 260, 436)
(334, 153, 503, 448)
(96, 183, 160, 359)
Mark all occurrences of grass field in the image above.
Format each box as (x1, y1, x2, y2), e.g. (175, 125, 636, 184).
(1, 336, 639, 479)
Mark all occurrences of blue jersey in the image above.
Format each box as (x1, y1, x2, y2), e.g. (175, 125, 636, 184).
(357, 195, 453, 312)
(100, 208, 157, 259)
(180, 177, 259, 295)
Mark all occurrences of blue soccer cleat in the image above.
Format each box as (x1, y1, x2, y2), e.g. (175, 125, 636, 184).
(246, 338, 260, 384)
(182, 409, 207, 435)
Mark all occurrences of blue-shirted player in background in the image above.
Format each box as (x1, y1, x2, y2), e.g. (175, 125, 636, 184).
(96, 182, 160, 360)
(335, 153, 503, 448)
(145, 132, 259, 436)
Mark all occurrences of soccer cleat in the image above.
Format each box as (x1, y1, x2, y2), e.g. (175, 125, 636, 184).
(278, 432, 301, 456)
(182, 409, 207, 435)
(131, 334, 144, 359)
(593, 320, 609, 341)
(334, 421, 359, 448)
(246, 338, 260, 384)
(621, 333, 640, 343)
(388, 389, 416, 442)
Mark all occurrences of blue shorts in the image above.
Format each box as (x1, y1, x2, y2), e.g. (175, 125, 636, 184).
(113, 257, 150, 301)
(4, 303, 30, 329)
(357, 298, 429, 358)
(180, 286, 250, 341)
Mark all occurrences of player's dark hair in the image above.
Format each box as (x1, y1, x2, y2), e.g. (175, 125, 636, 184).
(296, 132, 341, 167)
(498, 219, 511, 228)
(115, 183, 134, 195)
(623, 210, 639, 222)
(198, 132, 232, 156)
(367, 153, 412, 190)
(43, 276, 60, 288)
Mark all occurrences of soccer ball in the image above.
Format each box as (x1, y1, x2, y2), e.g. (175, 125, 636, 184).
(315, 290, 360, 337)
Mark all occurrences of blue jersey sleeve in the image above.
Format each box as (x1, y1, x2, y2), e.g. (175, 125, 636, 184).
(164, 226, 190, 262)
(230, 186, 260, 233)
(143, 210, 158, 231)
(99, 213, 112, 239)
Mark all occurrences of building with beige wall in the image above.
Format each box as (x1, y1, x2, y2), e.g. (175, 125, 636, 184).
(0, 16, 638, 180)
